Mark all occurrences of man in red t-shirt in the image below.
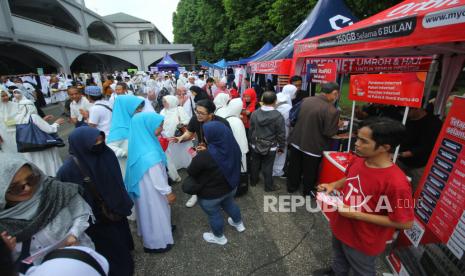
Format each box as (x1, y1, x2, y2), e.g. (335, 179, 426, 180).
(314, 118, 414, 276)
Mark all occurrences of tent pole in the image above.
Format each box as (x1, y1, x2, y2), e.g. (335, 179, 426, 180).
(347, 100, 356, 152)
(422, 54, 440, 109)
(393, 106, 409, 163)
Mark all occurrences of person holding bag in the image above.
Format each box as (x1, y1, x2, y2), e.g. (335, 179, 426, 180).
(185, 120, 245, 245)
(57, 127, 135, 276)
(13, 89, 64, 177)
(160, 95, 192, 183)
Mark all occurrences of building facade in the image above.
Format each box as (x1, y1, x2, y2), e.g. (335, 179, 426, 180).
(0, 0, 194, 74)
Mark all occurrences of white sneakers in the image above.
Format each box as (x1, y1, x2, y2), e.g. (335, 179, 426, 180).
(203, 232, 228, 245)
(227, 217, 246, 232)
(202, 218, 246, 246)
(185, 195, 197, 207)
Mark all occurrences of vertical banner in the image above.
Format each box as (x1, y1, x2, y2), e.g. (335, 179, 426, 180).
(401, 97, 465, 260)
(349, 72, 426, 108)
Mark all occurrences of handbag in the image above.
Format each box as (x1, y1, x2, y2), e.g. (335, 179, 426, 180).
(174, 108, 187, 137)
(71, 156, 123, 223)
(182, 175, 203, 195)
(16, 117, 65, 153)
(235, 162, 249, 197)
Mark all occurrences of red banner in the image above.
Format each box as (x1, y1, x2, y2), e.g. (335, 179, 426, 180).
(249, 59, 292, 75)
(305, 56, 433, 74)
(401, 97, 465, 259)
(349, 72, 426, 108)
(309, 62, 337, 84)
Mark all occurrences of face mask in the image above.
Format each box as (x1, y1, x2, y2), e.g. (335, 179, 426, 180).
(91, 143, 106, 153)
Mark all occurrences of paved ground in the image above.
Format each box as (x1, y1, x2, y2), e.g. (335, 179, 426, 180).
(44, 104, 390, 276)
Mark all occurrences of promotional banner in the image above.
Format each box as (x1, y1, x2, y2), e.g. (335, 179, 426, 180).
(304, 56, 433, 74)
(403, 97, 465, 259)
(249, 59, 292, 75)
(349, 72, 426, 108)
(308, 62, 337, 83)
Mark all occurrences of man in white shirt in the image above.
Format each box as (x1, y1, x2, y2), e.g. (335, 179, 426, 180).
(195, 73, 206, 88)
(109, 82, 133, 108)
(177, 72, 188, 89)
(84, 86, 112, 137)
(68, 86, 93, 127)
(184, 75, 196, 91)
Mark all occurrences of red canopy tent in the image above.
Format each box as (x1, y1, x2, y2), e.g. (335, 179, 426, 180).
(292, 0, 465, 116)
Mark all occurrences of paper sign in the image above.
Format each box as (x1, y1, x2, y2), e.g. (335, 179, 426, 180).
(349, 72, 426, 108)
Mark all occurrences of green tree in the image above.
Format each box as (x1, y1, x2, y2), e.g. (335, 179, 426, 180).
(345, 0, 403, 18)
(268, 0, 316, 38)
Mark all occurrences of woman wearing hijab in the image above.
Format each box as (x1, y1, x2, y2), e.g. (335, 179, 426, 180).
(225, 98, 248, 172)
(273, 93, 292, 177)
(160, 95, 192, 182)
(189, 85, 209, 103)
(107, 95, 145, 177)
(213, 93, 230, 118)
(0, 90, 18, 153)
(13, 89, 64, 177)
(186, 121, 245, 245)
(125, 112, 176, 253)
(241, 88, 257, 132)
(57, 127, 134, 276)
(280, 84, 297, 106)
(0, 153, 93, 273)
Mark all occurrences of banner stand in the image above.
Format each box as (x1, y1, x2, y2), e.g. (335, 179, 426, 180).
(347, 100, 356, 153)
(393, 106, 410, 163)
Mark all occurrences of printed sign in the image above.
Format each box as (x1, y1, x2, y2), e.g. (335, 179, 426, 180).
(411, 97, 465, 248)
(318, 16, 416, 49)
(304, 56, 433, 74)
(309, 63, 337, 84)
(349, 72, 426, 108)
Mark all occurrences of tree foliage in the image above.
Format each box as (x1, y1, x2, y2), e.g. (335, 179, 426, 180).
(173, 0, 403, 62)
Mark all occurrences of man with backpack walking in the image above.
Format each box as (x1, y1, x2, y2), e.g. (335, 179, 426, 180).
(249, 92, 285, 192)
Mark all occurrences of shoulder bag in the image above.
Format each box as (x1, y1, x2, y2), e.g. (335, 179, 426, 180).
(16, 117, 65, 153)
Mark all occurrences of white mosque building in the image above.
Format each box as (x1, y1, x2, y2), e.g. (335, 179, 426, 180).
(0, 0, 194, 74)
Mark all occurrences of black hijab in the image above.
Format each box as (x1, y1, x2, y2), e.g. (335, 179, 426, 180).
(58, 127, 133, 216)
(190, 86, 209, 103)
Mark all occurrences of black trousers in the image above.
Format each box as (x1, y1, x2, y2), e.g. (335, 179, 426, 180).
(286, 146, 321, 195)
(250, 149, 276, 190)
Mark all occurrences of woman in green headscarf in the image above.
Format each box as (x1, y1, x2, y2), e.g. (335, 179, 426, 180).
(0, 153, 93, 273)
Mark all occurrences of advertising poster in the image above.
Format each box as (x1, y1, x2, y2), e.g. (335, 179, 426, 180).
(349, 72, 426, 108)
(309, 62, 337, 84)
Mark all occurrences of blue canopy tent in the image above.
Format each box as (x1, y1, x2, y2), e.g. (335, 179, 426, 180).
(228, 41, 274, 66)
(156, 53, 180, 72)
(200, 59, 226, 70)
(251, 0, 358, 75)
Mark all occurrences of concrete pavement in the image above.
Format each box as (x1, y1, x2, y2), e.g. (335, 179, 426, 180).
(43, 103, 389, 276)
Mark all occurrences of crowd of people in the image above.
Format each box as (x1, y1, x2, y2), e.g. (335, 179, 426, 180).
(0, 68, 438, 275)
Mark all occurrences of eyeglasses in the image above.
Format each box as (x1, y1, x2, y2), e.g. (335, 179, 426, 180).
(194, 110, 209, 116)
(7, 174, 40, 196)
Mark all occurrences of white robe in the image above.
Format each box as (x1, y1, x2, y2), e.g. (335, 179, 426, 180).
(0, 100, 18, 153)
(273, 100, 292, 176)
(135, 164, 173, 250)
(161, 101, 193, 181)
(21, 114, 63, 177)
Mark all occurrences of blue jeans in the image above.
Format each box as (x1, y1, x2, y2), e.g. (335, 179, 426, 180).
(198, 188, 242, 237)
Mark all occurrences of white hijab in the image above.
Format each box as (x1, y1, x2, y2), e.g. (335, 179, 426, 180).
(25, 246, 109, 276)
(225, 98, 248, 155)
(14, 91, 37, 124)
(281, 84, 297, 106)
(160, 95, 189, 137)
(276, 93, 292, 129)
(214, 93, 230, 118)
(0, 90, 18, 123)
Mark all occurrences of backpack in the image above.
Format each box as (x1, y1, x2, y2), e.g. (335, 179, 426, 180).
(155, 87, 170, 113)
(289, 100, 302, 127)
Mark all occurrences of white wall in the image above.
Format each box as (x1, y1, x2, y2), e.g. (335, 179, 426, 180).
(12, 16, 87, 47)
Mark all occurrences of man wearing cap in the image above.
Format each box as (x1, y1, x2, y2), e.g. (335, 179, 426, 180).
(195, 72, 206, 88)
(287, 82, 341, 196)
(84, 86, 112, 137)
